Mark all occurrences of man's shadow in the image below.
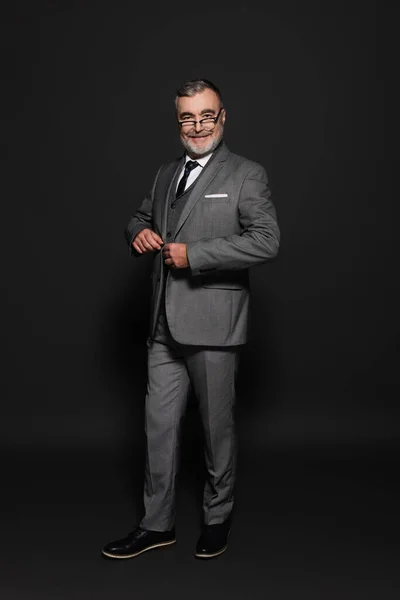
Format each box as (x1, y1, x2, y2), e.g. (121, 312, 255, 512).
(99, 258, 280, 525)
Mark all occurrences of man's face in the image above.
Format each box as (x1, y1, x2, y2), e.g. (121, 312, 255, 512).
(176, 89, 226, 158)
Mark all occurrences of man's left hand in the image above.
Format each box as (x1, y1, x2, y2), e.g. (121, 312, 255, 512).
(162, 243, 189, 268)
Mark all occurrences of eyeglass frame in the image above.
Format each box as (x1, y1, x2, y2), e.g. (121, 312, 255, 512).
(177, 107, 224, 130)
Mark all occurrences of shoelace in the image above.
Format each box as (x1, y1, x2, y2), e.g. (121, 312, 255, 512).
(126, 526, 146, 540)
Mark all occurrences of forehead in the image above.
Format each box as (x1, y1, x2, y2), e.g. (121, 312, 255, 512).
(176, 89, 220, 115)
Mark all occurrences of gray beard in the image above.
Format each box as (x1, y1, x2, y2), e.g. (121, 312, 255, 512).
(181, 126, 224, 158)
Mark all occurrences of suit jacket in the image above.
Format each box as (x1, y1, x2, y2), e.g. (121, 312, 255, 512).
(125, 142, 280, 346)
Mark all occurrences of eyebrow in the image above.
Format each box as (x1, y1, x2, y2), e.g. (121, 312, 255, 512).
(179, 108, 217, 118)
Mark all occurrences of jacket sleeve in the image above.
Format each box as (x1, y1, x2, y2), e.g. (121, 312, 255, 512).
(124, 166, 163, 256)
(186, 164, 280, 275)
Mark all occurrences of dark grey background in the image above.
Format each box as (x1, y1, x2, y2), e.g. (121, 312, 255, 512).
(2, 0, 394, 451)
(2, 2, 398, 599)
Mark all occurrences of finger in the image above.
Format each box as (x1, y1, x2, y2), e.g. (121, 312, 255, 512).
(134, 240, 144, 253)
(152, 233, 164, 245)
(146, 233, 162, 250)
(140, 236, 154, 251)
(164, 258, 174, 266)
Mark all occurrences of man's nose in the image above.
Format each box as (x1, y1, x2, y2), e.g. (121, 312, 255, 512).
(194, 120, 203, 132)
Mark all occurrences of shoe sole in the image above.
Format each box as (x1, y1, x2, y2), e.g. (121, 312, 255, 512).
(194, 544, 228, 559)
(101, 539, 176, 559)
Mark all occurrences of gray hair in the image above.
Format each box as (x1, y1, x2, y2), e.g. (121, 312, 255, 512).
(175, 79, 223, 109)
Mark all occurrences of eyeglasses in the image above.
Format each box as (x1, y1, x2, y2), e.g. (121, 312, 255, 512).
(177, 107, 224, 131)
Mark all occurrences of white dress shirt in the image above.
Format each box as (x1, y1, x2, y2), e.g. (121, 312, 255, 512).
(175, 152, 213, 193)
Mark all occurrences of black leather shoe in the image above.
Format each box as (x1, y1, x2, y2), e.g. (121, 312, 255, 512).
(195, 521, 231, 559)
(102, 527, 176, 559)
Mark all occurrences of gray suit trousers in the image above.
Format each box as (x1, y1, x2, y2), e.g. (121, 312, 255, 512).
(140, 313, 240, 532)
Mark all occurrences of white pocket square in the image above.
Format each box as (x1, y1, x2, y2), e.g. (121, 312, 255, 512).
(204, 193, 228, 198)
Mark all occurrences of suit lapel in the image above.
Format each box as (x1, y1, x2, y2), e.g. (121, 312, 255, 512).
(174, 142, 230, 238)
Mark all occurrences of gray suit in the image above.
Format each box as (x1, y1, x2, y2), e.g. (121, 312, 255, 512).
(125, 141, 279, 530)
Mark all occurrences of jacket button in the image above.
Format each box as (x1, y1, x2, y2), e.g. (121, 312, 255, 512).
(167, 231, 171, 237)
(157, 276, 160, 282)
(171, 203, 176, 209)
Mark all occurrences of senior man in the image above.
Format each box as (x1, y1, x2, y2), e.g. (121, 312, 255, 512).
(102, 78, 280, 560)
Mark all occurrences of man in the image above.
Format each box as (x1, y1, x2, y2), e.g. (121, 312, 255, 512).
(102, 79, 280, 560)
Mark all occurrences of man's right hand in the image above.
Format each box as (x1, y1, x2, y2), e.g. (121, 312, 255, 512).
(132, 228, 164, 254)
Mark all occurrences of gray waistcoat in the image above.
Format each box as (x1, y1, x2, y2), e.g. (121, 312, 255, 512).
(159, 170, 202, 316)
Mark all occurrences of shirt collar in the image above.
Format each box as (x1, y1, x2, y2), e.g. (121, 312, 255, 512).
(184, 152, 213, 168)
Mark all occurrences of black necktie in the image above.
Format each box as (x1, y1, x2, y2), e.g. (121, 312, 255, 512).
(176, 160, 199, 198)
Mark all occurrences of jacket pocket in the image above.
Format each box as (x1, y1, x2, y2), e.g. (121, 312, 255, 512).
(202, 280, 243, 290)
(202, 282, 243, 290)
(203, 195, 230, 203)
(201, 270, 248, 290)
